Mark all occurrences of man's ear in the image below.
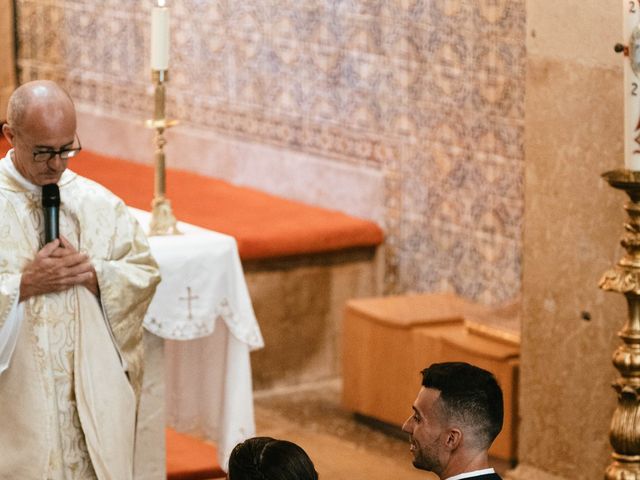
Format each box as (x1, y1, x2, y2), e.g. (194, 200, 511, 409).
(444, 427, 463, 451)
(2, 124, 15, 146)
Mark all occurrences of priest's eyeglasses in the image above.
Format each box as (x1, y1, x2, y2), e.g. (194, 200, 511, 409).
(32, 133, 82, 163)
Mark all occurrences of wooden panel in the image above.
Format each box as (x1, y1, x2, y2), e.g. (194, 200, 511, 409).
(343, 294, 472, 425)
(345, 293, 491, 328)
(342, 309, 430, 425)
(342, 293, 520, 462)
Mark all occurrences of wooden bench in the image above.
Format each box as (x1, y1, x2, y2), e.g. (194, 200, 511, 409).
(64, 149, 383, 260)
(342, 293, 520, 461)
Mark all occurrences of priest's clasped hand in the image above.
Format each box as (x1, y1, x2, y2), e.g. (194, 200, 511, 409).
(19, 236, 99, 301)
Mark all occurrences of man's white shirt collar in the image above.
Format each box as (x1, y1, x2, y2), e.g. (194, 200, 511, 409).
(446, 468, 496, 480)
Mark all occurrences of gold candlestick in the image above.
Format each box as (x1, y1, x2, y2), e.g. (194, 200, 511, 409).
(146, 69, 179, 236)
(599, 169, 640, 479)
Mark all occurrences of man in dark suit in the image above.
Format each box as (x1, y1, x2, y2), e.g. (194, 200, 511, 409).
(402, 362, 503, 479)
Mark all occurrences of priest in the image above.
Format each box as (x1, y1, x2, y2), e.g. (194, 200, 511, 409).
(0, 80, 161, 479)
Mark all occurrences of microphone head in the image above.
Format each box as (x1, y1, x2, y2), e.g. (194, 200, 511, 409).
(42, 184, 60, 208)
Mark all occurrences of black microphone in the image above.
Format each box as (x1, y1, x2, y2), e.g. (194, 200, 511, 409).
(42, 184, 60, 244)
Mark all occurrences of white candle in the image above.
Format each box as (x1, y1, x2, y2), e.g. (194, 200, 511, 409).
(624, 0, 640, 170)
(151, 1, 170, 71)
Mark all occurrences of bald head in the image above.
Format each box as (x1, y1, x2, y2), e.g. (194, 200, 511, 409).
(2, 81, 78, 186)
(6, 80, 75, 134)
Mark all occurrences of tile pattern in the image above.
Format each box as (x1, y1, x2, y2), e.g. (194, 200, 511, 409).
(14, 0, 525, 304)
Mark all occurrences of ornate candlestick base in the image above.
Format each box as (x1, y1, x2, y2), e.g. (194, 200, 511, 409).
(146, 69, 180, 236)
(599, 169, 640, 480)
(150, 197, 179, 236)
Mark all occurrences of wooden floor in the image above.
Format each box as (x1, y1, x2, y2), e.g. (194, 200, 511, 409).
(254, 380, 513, 480)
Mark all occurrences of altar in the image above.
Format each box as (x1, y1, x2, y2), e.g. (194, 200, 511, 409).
(130, 208, 264, 478)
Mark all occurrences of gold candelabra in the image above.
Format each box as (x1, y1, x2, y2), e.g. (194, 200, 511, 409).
(599, 169, 640, 479)
(146, 69, 180, 236)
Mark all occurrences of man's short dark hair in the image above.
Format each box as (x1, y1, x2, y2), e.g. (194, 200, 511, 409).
(421, 362, 503, 450)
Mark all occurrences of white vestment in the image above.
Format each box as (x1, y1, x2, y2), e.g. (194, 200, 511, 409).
(0, 150, 160, 480)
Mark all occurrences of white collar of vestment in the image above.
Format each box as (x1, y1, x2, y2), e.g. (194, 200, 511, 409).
(1, 148, 74, 192)
(446, 467, 496, 480)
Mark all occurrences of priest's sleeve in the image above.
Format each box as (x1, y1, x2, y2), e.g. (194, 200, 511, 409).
(0, 273, 22, 373)
(92, 201, 161, 399)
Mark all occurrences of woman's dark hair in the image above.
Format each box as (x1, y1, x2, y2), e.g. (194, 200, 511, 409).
(228, 436, 319, 480)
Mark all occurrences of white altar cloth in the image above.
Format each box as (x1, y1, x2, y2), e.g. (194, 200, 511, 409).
(129, 208, 264, 470)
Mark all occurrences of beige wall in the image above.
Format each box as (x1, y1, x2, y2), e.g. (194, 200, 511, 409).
(14, 0, 525, 306)
(508, 1, 625, 478)
(0, 0, 17, 119)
